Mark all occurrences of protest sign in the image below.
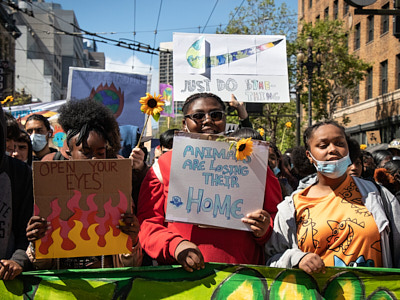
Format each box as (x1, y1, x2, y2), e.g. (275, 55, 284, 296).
(3, 264, 400, 299)
(67, 67, 150, 127)
(160, 83, 174, 117)
(32, 159, 133, 259)
(173, 32, 290, 103)
(165, 133, 268, 231)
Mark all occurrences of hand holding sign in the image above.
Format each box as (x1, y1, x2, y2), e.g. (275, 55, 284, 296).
(241, 209, 271, 238)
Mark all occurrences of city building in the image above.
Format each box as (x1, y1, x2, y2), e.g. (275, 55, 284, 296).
(9, 0, 104, 102)
(298, 0, 400, 143)
(83, 39, 105, 69)
(0, 4, 21, 100)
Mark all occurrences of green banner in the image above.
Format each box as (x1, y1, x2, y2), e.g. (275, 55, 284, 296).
(1, 263, 400, 299)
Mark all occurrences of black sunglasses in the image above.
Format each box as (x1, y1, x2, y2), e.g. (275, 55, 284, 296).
(184, 111, 225, 122)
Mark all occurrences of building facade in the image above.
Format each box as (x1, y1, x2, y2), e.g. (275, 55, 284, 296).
(299, 0, 400, 143)
(9, 0, 104, 102)
(0, 4, 21, 100)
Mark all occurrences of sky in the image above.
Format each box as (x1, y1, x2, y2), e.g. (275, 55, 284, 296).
(53, 0, 298, 93)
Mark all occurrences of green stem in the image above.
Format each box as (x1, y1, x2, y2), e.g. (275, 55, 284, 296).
(136, 115, 150, 147)
(280, 127, 286, 152)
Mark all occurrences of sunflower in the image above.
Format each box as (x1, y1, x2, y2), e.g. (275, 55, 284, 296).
(139, 93, 164, 117)
(1, 95, 14, 105)
(236, 137, 253, 161)
(257, 128, 265, 137)
(285, 121, 292, 129)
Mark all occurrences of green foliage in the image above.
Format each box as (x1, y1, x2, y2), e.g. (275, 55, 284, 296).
(296, 20, 371, 122)
(220, 0, 298, 149)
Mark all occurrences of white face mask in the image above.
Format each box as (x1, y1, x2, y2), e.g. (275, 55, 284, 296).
(309, 152, 352, 179)
(30, 133, 48, 152)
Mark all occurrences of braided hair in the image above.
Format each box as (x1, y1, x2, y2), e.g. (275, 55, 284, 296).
(182, 93, 225, 115)
(58, 99, 121, 158)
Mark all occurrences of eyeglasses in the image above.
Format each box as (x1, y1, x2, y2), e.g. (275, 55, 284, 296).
(184, 111, 225, 122)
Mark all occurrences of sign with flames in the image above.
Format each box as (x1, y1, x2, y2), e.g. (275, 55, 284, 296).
(32, 159, 133, 259)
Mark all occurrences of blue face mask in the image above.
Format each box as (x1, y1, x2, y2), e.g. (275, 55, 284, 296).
(309, 153, 352, 179)
(273, 166, 280, 175)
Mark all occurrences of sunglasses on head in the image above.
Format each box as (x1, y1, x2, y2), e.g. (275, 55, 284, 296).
(184, 111, 225, 122)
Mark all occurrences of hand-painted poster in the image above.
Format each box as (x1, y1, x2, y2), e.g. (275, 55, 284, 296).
(67, 67, 150, 127)
(173, 32, 289, 103)
(32, 159, 133, 259)
(165, 132, 268, 231)
(160, 83, 174, 117)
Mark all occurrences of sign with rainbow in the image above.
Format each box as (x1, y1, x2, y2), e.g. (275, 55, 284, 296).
(173, 32, 290, 103)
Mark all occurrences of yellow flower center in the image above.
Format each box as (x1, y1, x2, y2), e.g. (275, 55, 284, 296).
(238, 144, 246, 151)
(147, 98, 157, 108)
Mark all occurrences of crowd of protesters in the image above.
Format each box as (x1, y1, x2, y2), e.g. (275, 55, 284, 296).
(2, 92, 400, 280)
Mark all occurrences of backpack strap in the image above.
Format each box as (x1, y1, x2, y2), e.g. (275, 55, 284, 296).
(152, 159, 163, 184)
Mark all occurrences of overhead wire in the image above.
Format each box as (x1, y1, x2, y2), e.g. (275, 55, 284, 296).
(5, 1, 159, 55)
(149, 0, 163, 72)
(202, 0, 219, 33)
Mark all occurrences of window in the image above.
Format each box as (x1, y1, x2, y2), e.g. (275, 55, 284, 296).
(316, 14, 320, 21)
(355, 23, 361, 50)
(302, 0, 305, 15)
(309, 0, 312, 8)
(324, 7, 329, 19)
(396, 54, 400, 89)
(353, 84, 359, 104)
(381, 3, 389, 34)
(334, 0, 338, 19)
(343, 2, 349, 16)
(367, 15, 374, 42)
(366, 68, 373, 99)
(381, 60, 388, 94)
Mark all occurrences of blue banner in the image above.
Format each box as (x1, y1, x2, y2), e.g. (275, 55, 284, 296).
(68, 68, 149, 127)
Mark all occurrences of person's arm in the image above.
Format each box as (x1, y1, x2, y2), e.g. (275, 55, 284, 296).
(265, 199, 308, 268)
(137, 159, 187, 265)
(229, 94, 252, 129)
(130, 147, 150, 211)
(379, 186, 400, 268)
(9, 163, 33, 271)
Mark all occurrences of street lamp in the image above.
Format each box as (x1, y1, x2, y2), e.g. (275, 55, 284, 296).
(297, 35, 322, 127)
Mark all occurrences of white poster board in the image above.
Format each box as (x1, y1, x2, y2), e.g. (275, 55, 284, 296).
(165, 133, 269, 231)
(173, 32, 289, 103)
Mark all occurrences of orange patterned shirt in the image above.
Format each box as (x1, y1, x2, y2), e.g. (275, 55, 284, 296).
(294, 175, 382, 267)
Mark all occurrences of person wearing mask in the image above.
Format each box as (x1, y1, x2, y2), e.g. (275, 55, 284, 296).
(0, 106, 33, 280)
(266, 121, 400, 273)
(24, 114, 57, 161)
(137, 93, 282, 272)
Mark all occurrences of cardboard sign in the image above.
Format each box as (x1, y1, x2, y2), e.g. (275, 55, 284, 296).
(165, 133, 268, 231)
(33, 159, 133, 259)
(173, 32, 290, 103)
(366, 130, 381, 145)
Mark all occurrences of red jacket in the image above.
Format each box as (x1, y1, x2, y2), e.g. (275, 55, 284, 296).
(137, 151, 282, 265)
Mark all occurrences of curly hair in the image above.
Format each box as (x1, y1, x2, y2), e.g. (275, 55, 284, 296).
(58, 99, 121, 158)
(182, 93, 226, 115)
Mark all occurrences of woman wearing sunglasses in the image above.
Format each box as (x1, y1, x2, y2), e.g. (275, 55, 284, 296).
(137, 92, 282, 272)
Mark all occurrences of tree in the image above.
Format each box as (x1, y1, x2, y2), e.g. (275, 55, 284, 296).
(296, 20, 371, 123)
(219, 0, 298, 149)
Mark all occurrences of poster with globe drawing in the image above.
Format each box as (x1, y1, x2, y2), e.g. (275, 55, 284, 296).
(67, 67, 150, 127)
(173, 32, 289, 103)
